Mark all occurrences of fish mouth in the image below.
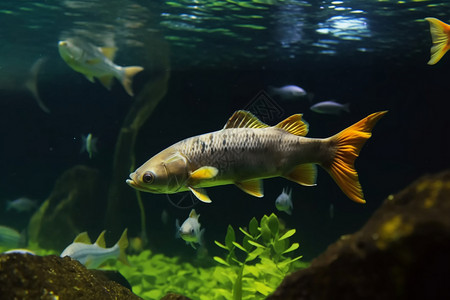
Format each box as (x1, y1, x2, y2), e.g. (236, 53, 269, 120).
(126, 173, 154, 193)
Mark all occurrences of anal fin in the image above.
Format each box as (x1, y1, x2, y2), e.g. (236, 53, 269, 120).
(284, 164, 317, 186)
(189, 187, 212, 203)
(235, 179, 264, 197)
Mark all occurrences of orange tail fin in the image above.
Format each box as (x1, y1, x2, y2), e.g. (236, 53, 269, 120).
(325, 111, 388, 203)
(425, 17, 450, 65)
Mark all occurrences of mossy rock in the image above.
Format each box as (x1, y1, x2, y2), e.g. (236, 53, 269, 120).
(268, 170, 450, 300)
(0, 253, 141, 299)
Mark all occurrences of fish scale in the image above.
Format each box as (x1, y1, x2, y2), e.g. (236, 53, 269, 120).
(174, 128, 312, 180)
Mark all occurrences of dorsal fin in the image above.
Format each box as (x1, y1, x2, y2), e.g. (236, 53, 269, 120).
(99, 47, 117, 61)
(189, 209, 199, 219)
(95, 230, 107, 248)
(224, 110, 269, 129)
(275, 114, 309, 136)
(73, 232, 91, 244)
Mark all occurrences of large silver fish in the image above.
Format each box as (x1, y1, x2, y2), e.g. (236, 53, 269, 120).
(127, 110, 387, 204)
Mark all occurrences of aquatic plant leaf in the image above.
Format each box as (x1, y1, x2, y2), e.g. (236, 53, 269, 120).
(246, 247, 264, 263)
(232, 241, 248, 253)
(243, 235, 252, 252)
(231, 257, 244, 266)
(239, 227, 253, 239)
(273, 239, 287, 255)
(249, 217, 259, 237)
(248, 240, 265, 248)
(267, 213, 279, 236)
(225, 225, 236, 249)
(282, 242, 299, 254)
(277, 255, 303, 269)
(279, 229, 296, 241)
(253, 281, 274, 296)
(214, 256, 231, 266)
(215, 240, 229, 250)
(260, 223, 272, 242)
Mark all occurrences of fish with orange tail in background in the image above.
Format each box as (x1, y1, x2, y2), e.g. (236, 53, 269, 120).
(425, 17, 450, 65)
(127, 110, 387, 204)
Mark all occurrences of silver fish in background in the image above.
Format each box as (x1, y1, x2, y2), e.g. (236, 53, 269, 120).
(60, 229, 129, 269)
(58, 38, 144, 96)
(268, 85, 308, 101)
(310, 101, 350, 115)
(175, 209, 205, 249)
(127, 110, 387, 204)
(275, 187, 293, 215)
(6, 197, 37, 213)
(81, 133, 98, 159)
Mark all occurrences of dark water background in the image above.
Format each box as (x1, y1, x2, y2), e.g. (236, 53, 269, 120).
(0, 0, 449, 261)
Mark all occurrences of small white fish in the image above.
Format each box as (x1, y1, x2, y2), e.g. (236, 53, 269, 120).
(60, 229, 129, 269)
(310, 101, 350, 115)
(58, 38, 144, 96)
(275, 187, 293, 215)
(175, 209, 205, 249)
(81, 133, 98, 159)
(6, 197, 37, 213)
(269, 85, 307, 101)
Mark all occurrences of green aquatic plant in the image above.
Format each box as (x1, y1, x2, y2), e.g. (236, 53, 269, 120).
(100, 213, 306, 300)
(213, 213, 303, 300)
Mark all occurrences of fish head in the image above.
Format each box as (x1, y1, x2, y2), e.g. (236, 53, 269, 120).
(179, 219, 199, 243)
(58, 39, 84, 63)
(126, 149, 190, 194)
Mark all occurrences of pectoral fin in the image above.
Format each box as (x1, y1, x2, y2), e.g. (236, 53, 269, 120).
(235, 179, 264, 197)
(189, 187, 212, 203)
(190, 166, 218, 180)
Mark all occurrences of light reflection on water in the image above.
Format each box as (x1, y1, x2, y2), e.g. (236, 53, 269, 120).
(0, 0, 448, 68)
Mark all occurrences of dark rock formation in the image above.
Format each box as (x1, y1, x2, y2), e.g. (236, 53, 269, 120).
(161, 293, 192, 300)
(28, 165, 108, 251)
(0, 253, 141, 299)
(268, 170, 450, 300)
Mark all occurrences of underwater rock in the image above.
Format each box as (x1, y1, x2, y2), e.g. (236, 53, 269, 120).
(28, 165, 108, 251)
(0, 253, 141, 299)
(268, 170, 450, 300)
(160, 293, 192, 300)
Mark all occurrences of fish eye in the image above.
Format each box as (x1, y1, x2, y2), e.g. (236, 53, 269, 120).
(142, 172, 154, 184)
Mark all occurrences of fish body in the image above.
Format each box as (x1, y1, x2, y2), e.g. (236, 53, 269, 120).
(425, 17, 450, 65)
(127, 110, 387, 204)
(60, 229, 128, 269)
(0, 226, 21, 248)
(58, 38, 143, 96)
(275, 187, 293, 215)
(175, 209, 204, 249)
(310, 101, 350, 115)
(6, 197, 37, 213)
(81, 133, 98, 159)
(269, 85, 307, 100)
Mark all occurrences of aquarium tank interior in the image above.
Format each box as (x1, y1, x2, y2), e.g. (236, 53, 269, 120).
(1, 0, 450, 299)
